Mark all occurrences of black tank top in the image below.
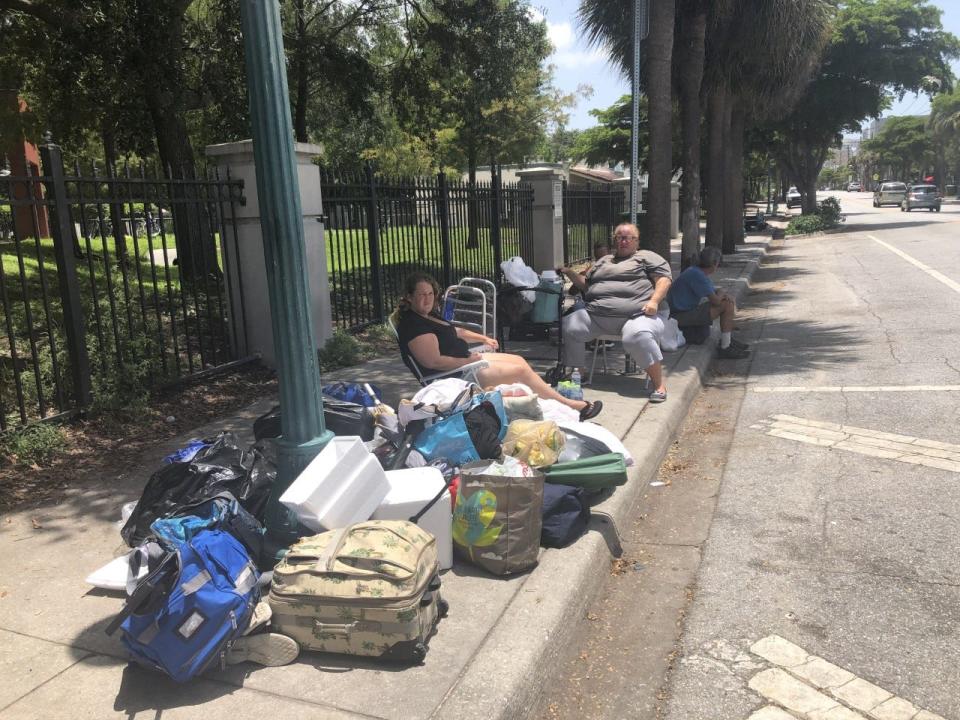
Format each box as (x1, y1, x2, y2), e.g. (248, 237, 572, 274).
(397, 310, 470, 377)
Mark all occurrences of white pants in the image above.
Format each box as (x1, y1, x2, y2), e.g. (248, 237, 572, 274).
(562, 310, 665, 370)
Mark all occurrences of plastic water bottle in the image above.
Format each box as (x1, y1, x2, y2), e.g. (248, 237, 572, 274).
(570, 369, 583, 401)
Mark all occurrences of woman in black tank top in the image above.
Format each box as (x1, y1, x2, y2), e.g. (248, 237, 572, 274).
(394, 273, 602, 421)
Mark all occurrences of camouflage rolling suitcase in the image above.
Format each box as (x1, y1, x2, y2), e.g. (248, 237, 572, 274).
(268, 520, 446, 663)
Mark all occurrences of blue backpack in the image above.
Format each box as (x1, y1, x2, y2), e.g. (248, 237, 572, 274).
(106, 529, 260, 682)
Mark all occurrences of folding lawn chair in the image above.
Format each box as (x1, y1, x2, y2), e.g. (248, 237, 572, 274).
(386, 316, 489, 387)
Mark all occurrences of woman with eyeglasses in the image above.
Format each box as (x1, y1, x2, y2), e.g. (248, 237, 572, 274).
(393, 272, 603, 420)
(557, 223, 672, 403)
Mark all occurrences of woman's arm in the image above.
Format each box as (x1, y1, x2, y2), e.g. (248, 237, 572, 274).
(642, 276, 672, 316)
(454, 326, 499, 350)
(558, 266, 588, 292)
(408, 333, 482, 371)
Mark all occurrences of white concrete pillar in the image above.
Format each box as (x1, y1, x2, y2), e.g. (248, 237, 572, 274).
(516, 167, 565, 272)
(205, 139, 333, 367)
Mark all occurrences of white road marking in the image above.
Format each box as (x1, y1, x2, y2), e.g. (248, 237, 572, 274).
(753, 415, 960, 473)
(747, 635, 946, 720)
(868, 234, 960, 295)
(753, 385, 960, 393)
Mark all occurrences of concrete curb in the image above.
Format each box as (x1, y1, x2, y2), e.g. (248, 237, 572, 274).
(435, 242, 770, 720)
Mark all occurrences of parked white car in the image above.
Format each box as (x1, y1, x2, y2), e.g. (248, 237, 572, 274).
(786, 187, 802, 208)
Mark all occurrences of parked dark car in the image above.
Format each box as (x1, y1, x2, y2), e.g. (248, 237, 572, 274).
(900, 184, 941, 212)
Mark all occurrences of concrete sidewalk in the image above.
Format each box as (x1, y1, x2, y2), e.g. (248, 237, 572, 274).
(0, 236, 769, 720)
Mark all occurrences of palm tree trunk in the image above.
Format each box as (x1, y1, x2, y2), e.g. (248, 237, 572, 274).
(723, 103, 745, 253)
(677, 2, 707, 269)
(705, 86, 726, 250)
(644, 0, 675, 260)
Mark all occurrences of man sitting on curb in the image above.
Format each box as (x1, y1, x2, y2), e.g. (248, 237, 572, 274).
(667, 246, 749, 359)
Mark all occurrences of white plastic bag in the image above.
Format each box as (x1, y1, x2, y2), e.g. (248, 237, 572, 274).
(500, 256, 539, 304)
(556, 420, 634, 466)
(412, 377, 473, 406)
(660, 317, 686, 352)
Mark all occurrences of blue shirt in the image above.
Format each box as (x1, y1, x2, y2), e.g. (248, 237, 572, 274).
(668, 266, 716, 312)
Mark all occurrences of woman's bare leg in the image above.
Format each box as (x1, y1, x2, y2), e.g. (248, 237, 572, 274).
(476, 353, 588, 411)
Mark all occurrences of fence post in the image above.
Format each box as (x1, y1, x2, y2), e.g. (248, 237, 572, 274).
(607, 183, 614, 241)
(561, 179, 569, 265)
(364, 163, 385, 323)
(491, 165, 502, 278)
(40, 140, 92, 409)
(437, 172, 453, 288)
(587, 183, 594, 250)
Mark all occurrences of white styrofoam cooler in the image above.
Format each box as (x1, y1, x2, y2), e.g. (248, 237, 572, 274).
(280, 436, 390, 531)
(372, 467, 453, 570)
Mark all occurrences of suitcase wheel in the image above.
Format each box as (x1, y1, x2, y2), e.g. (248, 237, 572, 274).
(410, 642, 427, 663)
(428, 576, 441, 591)
(437, 597, 449, 618)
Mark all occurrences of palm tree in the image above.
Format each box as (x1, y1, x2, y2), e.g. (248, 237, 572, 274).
(703, 0, 833, 248)
(579, 0, 674, 260)
(675, 0, 708, 268)
(581, 0, 831, 257)
(929, 87, 960, 192)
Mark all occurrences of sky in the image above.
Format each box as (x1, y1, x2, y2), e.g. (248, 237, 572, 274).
(535, 0, 960, 132)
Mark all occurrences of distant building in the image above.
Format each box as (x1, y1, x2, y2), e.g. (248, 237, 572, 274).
(0, 91, 49, 238)
(861, 117, 891, 140)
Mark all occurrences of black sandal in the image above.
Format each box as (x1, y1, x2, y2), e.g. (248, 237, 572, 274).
(579, 400, 603, 421)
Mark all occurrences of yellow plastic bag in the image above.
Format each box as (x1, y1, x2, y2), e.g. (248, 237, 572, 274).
(502, 419, 565, 468)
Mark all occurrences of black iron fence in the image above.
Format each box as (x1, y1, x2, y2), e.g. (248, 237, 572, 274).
(562, 181, 626, 264)
(321, 167, 534, 331)
(0, 143, 249, 430)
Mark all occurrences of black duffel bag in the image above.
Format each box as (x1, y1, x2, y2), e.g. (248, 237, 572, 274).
(121, 433, 274, 548)
(253, 396, 375, 442)
(540, 483, 590, 548)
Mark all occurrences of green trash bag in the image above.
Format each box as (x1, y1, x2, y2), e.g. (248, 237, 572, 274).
(541, 453, 627, 490)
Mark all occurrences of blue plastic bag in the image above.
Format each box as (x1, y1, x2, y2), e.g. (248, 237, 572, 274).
(412, 391, 507, 465)
(162, 439, 210, 465)
(322, 382, 382, 407)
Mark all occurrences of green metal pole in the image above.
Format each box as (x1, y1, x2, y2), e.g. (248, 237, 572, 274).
(239, 0, 332, 558)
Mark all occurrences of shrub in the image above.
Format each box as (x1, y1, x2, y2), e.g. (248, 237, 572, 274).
(0, 422, 67, 467)
(785, 196, 843, 236)
(818, 196, 843, 225)
(786, 214, 828, 235)
(318, 329, 364, 371)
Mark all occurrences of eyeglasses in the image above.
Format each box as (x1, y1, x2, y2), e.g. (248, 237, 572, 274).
(613, 234, 638, 241)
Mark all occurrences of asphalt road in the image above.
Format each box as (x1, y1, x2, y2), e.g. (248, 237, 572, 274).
(542, 195, 960, 720)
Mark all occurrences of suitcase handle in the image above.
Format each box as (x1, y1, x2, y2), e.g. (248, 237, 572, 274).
(310, 525, 420, 579)
(314, 620, 357, 636)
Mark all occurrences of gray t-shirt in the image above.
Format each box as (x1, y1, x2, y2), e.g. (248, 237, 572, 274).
(583, 250, 672, 318)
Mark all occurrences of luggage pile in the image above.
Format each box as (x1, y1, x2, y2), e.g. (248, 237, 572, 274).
(89, 379, 630, 682)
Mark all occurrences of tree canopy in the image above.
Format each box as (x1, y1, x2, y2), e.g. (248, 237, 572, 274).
(768, 0, 960, 210)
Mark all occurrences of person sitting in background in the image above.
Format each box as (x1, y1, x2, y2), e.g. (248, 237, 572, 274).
(558, 223, 672, 403)
(667, 246, 749, 359)
(394, 272, 602, 421)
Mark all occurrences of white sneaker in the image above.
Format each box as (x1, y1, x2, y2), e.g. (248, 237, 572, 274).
(226, 632, 299, 667)
(243, 601, 273, 636)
